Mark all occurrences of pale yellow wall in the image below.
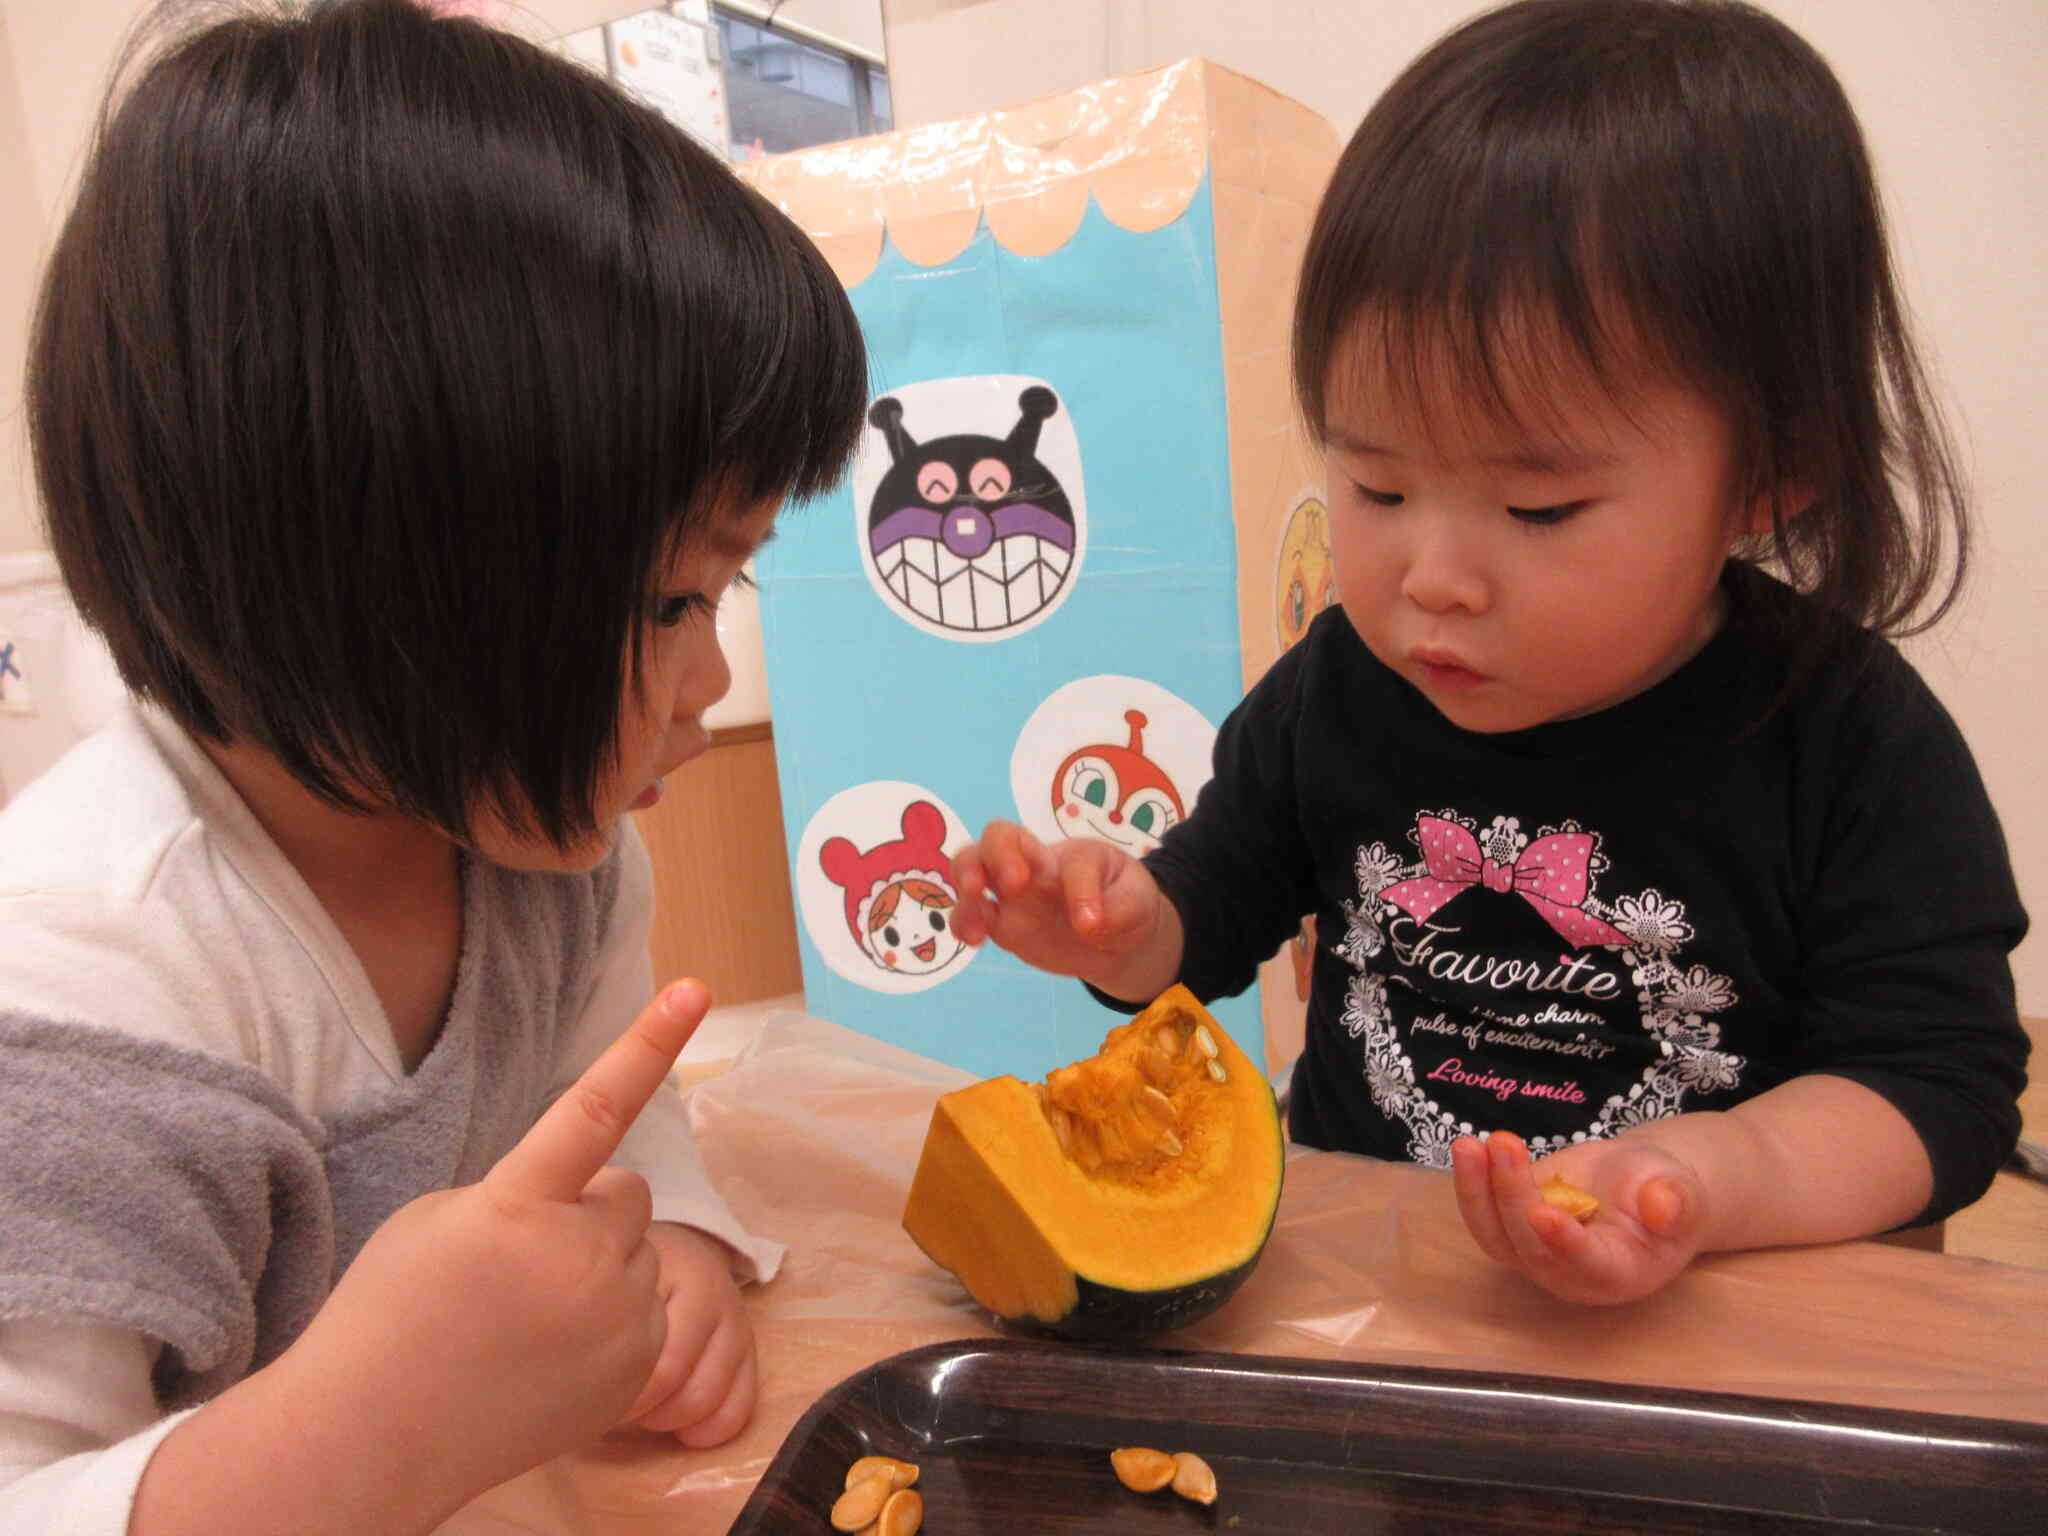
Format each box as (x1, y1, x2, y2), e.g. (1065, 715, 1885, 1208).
(882, 0, 2048, 1012)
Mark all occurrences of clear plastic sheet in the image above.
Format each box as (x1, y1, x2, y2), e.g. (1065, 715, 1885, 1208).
(443, 1010, 2048, 1533)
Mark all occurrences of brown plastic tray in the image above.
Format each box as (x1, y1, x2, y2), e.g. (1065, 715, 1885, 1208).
(729, 1337, 2048, 1533)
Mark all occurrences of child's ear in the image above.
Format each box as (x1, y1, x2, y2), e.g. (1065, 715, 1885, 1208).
(1740, 481, 1815, 538)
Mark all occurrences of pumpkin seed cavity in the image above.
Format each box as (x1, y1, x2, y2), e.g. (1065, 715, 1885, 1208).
(1036, 1007, 1226, 1184)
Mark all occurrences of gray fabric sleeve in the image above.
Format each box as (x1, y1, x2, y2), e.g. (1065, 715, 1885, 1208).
(0, 1015, 334, 1411)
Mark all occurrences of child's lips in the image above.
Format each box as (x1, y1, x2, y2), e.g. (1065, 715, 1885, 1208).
(1411, 646, 1487, 689)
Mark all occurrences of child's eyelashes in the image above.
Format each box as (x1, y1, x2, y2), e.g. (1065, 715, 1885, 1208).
(1507, 500, 1589, 527)
(654, 593, 716, 627)
(652, 568, 760, 628)
(1346, 481, 1587, 527)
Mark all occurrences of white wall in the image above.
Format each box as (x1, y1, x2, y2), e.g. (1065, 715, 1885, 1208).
(880, 0, 2048, 1011)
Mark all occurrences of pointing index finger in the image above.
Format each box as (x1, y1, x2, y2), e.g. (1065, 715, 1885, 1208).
(486, 978, 710, 1204)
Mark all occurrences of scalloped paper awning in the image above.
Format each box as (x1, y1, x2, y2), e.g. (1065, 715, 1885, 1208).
(738, 57, 1336, 287)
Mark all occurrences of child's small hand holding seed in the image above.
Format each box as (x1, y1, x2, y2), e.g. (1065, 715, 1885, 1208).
(1538, 1176, 1601, 1222)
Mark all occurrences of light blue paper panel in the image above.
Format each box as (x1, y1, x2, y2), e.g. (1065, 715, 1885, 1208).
(759, 176, 1257, 1083)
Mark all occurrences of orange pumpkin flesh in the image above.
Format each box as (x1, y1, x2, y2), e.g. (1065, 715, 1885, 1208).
(901, 986, 1285, 1339)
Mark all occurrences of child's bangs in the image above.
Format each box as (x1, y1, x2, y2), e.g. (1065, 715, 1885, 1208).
(1299, 141, 1673, 458)
(1295, 0, 1749, 461)
(1315, 221, 1683, 471)
(1325, 292, 1628, 461)
(671, 188, 871, 515)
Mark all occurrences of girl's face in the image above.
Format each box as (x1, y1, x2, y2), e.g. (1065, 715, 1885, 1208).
(863, 882, 963, 975)
(472, 499, 779, 872)
(1323, 337, 1756, 735)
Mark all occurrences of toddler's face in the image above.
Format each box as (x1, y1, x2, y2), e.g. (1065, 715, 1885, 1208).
(472, 498, 779, 872)
(1322, 335, 1755, 734)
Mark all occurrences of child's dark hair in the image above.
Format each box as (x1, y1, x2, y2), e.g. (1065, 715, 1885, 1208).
(27, 0, 868, 848)
(1293, 0, 1966, 654)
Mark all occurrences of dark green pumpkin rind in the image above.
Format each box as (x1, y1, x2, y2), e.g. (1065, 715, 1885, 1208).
(999, 1245, 1266, 1341)
(946, 1022, 1288, 1344)
(996, 1124, 1285, 1343)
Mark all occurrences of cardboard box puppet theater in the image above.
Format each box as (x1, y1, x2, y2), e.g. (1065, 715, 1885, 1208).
(742, 59, 1341, 1083)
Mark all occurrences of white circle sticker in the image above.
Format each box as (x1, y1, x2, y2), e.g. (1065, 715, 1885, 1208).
(796, 781, 978, 993)
(1009, 676, 1216, 858)
(851, 374, 1087, 642)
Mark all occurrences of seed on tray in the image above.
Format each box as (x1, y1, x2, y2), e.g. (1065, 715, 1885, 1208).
(1109, 1446, 1177, 1492)
(844, 1456, 920, 1492)
(832, 1456, 923, 1533)
(867, 1488, 924, 1535)
(1170, 1451, 1218, 1505)
(830, 1474, 892, 1531)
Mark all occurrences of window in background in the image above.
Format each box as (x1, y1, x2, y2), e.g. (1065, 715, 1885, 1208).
(559, 4, 889, 163)
(716, 5, 892, 160)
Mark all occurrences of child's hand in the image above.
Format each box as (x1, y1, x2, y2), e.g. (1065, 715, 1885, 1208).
(625, 1223, 759, 1448)
(1451, 1129, 1705, 1305)
(951, 819, 1181, 999)
(270, 980, 713, 1506)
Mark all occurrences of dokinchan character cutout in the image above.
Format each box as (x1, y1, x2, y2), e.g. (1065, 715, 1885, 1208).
(1050, 709, 1186, 855)
(819, 799, 969, 977)
(865, 386, 1076, 636)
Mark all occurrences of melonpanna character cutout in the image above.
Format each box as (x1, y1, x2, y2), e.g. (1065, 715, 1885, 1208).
(1050, 709, 1186, 856)
(865, 387, 1075, 636)
(1275, 495, 1338, 650)
(818, 800, 969, 977)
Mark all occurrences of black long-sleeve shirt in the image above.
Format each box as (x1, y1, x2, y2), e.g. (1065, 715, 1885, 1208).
(1142, 565, 2029, 1224)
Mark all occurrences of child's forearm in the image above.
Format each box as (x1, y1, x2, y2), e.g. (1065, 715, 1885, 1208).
(131, 1354, 475, 1536)
(1621, 1074, 1935, 1253)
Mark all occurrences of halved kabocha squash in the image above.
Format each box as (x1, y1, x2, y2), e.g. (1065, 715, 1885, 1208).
(901, 985, 1285, 1340)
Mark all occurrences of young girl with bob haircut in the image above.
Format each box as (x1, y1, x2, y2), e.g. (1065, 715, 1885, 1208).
(954, 0, 2029, 1306)
(0, 0, 865, 1528)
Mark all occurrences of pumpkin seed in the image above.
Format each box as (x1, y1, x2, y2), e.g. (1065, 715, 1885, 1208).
(1067, 1118, 1105, 1173)
(1194, 1025, 1219, 1059)
(870, 1488, 924, 1535)
(844, 1456, 919, 1492)
(1156, 1127, 1183, 1156)
(1110, 1446, 1177, 1492)
(1154, 1025, 1181, 1057)
(1137, 1044, 1176, 1088)
(1044, 1102, 1076, 1154)
(1137, 1084, 1176, 1121)
(1094, 1115, 1136, 1164)
(1206, 1057, 1227, 1084)
(1537, 1176, 1601, 1222)
(1171, 1450, 1218, 1505)
(830, 1474, 892, 1531)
